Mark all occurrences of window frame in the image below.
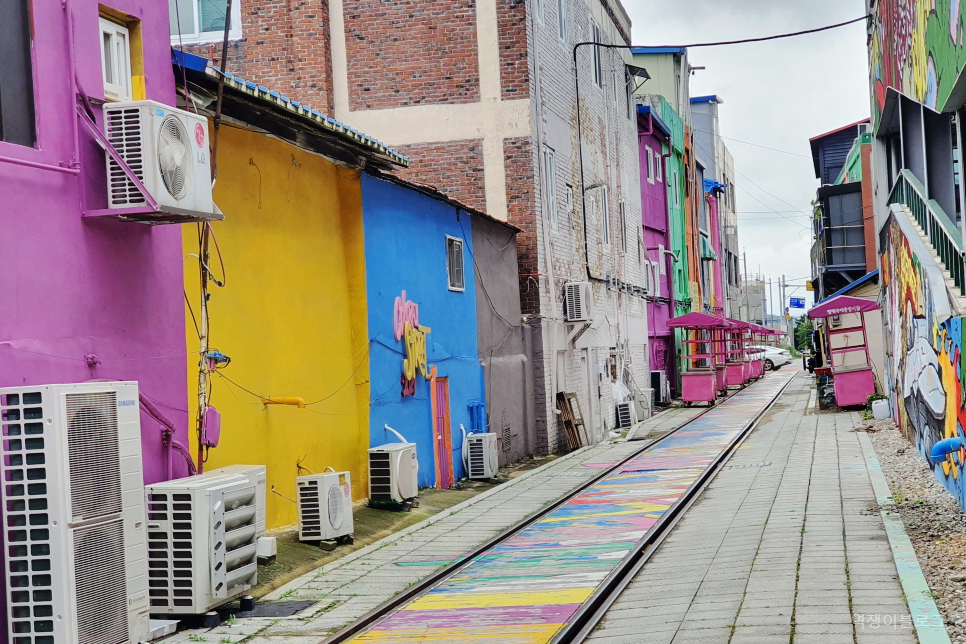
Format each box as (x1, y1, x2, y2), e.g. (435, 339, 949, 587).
(446, 235, 466, 292)
(535, 0, 544, 23)
(656, 150, 663, 182)
(0, 0, 37, 147)
(600, 187, 610, 246)
(645, 147, 654, 184)
(169, 0, 242, 45)
(556, 0, 567, 41)
(542, 146, 557, 224)
(619, 200, 627, 254)
(100, 17, 133, 102)
(592, 22, 603, 89)
(672, 171, 680, 206)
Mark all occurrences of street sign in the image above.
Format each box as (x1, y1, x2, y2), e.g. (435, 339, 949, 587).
(806, 280, 814, 292)
(790, 297, 805, 309)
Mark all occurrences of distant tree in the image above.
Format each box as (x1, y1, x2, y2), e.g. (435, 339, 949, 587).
(793, 315, 812, 351)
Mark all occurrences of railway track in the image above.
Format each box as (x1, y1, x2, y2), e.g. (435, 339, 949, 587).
(324, 370, 799, 644)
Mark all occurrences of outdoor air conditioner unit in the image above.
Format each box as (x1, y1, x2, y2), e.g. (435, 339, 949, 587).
(564, 281, 593, 322)
(104, 100, 219, 219)
(616, 401, 639, 428)
(466, 433, 499, 479)
(651, 370, 670, 405)
(0, 382, 151, 643)
(144, 471, 260, 615)
(296, 471, 354, 542)
(368, 443, 419, 503)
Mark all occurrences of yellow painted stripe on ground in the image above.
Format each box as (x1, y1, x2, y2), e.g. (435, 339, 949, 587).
(404, 588, 593, 610)
(355, 623, 563, 643)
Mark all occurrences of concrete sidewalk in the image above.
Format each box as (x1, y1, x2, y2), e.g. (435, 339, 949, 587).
(587, 374, 932, 644)
(161, 416, 690, 643)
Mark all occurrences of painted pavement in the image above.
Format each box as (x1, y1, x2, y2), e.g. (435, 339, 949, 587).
(353, 371, 797, 643)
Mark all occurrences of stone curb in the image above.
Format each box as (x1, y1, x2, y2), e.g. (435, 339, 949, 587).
(857, 430, 951, 644)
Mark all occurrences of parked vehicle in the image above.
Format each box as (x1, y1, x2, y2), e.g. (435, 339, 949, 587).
(750, 346, 792, 371)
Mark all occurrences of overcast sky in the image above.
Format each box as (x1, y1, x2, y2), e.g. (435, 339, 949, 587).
(627, 0, 869, 312)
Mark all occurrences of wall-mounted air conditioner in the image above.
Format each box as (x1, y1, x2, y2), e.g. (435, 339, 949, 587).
(651, 370, 670, 405)
(144, 471, 260, 615)
(466, 433, 499, 479)
(296, 471, 354, 542)
(564, 281, 593, 322)
(104, 100, 220, 220)
(0, 382, 151, 643)
(616, 401, 639, 428)
(368, 443, 418, 503)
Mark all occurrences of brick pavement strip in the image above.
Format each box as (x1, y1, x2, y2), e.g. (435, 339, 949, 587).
(586, 374, 933, 644)
(161, 439, 646, 643)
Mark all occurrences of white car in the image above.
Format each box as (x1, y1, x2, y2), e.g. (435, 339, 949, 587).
(749, 346, 792, 371)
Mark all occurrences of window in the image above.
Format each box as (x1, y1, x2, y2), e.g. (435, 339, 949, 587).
(535, 0, 544, 22)
(565, 184, 574, 221)
(625, 69, 634, 119)
(658, 244, 667, 274)
(100, 18, 132, 102)
(645, 147, 654, 184)
(592, 22, 603, 88)
(619, 201, 627, 253)
(169, 0, 242, 44)
(446, 236, 465, 291)
(600, 187, 610, 245)
(650, 261, 662, 298)
(0, 0, 36, 147)
(556, 0, 567, 41)
(542, 146, 557, 223)
(672, 171, 680, 206)
(656, 152, 663, 182)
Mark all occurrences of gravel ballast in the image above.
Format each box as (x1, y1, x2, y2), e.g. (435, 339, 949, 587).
(868, 419, 966, 642)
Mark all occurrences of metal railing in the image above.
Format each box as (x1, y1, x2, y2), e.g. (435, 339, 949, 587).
(888, 169, 966, 296)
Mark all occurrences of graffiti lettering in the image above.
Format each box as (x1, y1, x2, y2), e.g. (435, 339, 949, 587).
(394, 291, 420, 341)
(401, 373, 415, 397)
(403, 322, 431, 380)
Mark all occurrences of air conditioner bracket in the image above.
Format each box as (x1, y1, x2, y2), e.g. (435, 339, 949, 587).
(567, 321, 592, 345)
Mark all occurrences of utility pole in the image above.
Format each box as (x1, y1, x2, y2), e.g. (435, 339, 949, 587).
(768, 278, 773, 329)
(743, 251, 748, 322)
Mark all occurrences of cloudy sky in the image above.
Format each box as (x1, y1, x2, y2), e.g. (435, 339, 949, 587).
(627, 0, 869, 312)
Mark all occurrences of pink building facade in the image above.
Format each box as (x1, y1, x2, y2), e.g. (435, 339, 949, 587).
(638, 107, 676, 386)
(0, 0, 191, 485)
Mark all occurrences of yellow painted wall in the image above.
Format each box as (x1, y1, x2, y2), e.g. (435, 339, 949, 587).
(184, 124, 369, 530)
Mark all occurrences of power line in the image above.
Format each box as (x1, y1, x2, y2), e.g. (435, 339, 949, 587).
(691, 128, 813, 159)
(659, 15, 868, 49)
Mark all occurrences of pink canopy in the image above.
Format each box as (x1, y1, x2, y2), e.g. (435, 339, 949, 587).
(807, 295, 880, 319)
(667, 312, 728, 328)
(726, 318, 750, 330)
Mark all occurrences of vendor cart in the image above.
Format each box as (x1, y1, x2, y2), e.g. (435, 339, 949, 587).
(724, 318, 751, 387)
(668, 312, 728, 406)
(807, 295, 879, 407)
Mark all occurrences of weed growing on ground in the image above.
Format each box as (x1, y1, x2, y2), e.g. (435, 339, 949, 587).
(187, 636, 207, 643)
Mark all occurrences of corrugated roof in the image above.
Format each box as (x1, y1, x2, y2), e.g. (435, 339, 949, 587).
(631, 46, 687, 55)
(690, 95, 723, 104)
(173, 50, 408, 167)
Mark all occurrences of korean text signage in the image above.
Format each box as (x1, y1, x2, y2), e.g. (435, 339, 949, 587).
(394, 291, 431, 397)
(790, 297, 805, 309)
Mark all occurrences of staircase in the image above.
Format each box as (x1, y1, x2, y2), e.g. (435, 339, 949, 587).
(889, 171, 966, 315)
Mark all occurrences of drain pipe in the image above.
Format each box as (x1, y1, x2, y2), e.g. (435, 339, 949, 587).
(140, 394, 197, 479)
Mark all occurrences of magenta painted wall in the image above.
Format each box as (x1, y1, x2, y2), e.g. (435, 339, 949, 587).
(639, 120, 675, 378)
(0, 0, 190, 486)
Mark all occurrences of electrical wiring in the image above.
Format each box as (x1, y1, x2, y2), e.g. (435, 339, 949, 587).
(662, 15, 869, 49)
(205, 222, 227, 287)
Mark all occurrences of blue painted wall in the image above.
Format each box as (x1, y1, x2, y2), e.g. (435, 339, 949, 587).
(360, 174, 484, 487)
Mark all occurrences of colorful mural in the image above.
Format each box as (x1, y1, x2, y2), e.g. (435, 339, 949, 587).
(881, 215, 966, 510)
(870, 0, 966, 123)
(352, 372, 795, 643)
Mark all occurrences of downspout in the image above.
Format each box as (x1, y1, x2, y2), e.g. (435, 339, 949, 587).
(139, 394, 197, 479)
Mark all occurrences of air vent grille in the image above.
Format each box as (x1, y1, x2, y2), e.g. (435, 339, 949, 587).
(368, 452, 393, 501)
(297, 481, 321, 539)
(468, 441, 486, 478)
(66, 392, 122, 523)
(73, 518, 128, 644)
(106, 107, 146, 206)
(1, 390, 56, 644)
(146, 493, 195, 609)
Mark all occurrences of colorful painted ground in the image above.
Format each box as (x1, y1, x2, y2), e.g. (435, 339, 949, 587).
(353, 371, 797, 644)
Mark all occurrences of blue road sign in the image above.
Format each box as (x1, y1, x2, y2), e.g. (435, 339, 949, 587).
(789, 297, 805, 309)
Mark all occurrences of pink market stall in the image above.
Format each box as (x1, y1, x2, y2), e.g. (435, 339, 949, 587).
(668, 313, 728, 407)
(724, 318, 752, 387)
(807, 295, 879, 407)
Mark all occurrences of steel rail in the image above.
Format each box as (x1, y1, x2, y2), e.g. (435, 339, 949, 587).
(558, 372, 800, 643)
(322, 375, 795, 644)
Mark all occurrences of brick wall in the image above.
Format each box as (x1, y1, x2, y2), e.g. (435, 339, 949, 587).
(391, 139, 487, 212)
(504, 137, 539, 314)
(498, 0, 529, 100)
(178, 0, 336, 114)
(343, 0, 480, 110)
